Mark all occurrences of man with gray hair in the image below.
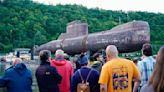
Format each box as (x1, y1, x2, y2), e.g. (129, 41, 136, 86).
(99, 45, 141, 92)
(0, 58, 32, 92)
(13, 58, 22, 66)
(51, 49, 73, 92)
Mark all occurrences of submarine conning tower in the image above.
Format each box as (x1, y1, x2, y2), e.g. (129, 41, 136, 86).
(58, 20, 88, 40)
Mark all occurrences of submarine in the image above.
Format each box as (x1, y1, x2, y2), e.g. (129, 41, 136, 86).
(35, 20, 150, 55)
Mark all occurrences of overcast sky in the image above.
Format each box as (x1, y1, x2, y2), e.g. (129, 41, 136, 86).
(33, 0, 164, 13)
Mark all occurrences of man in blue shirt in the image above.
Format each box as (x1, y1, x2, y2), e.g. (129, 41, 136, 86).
(137, 43, 156, 88)
(0, 58, 32, 92)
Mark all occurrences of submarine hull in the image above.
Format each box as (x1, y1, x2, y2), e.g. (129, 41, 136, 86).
(35, 21, 150, 55)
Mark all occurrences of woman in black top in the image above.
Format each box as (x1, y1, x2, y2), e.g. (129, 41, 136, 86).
(36, 50, 62, 92)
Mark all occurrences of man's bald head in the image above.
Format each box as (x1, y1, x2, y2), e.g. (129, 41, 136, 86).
(106, 45, 118, 58)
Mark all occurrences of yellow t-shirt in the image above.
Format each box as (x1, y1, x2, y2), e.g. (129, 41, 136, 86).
(99, 58, 140, 92)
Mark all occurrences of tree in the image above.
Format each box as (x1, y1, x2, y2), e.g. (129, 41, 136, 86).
(0, 0, 163, 53)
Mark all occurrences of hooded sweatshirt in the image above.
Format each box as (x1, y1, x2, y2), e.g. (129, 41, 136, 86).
(51, 59, 73, 92)
(0, 63, 32, 92)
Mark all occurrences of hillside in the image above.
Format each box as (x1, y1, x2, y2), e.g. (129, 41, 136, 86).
(0, 0, 163, 53)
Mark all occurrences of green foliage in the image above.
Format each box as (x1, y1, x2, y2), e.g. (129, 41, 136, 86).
(0, 0, 163, 53)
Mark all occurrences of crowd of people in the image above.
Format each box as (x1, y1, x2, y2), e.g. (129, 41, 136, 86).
(0, 43, 163, 92)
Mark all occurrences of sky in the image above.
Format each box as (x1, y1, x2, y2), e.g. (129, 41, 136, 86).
(33, 0, 164, 13)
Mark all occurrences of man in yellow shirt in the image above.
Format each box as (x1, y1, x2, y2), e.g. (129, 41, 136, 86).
(99, 45, 141, 92)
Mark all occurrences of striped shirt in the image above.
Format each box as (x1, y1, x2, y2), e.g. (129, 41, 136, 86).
(137, 56, 156, 86)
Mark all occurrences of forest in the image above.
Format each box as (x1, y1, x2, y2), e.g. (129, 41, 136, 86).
(0, 0, 163, 53)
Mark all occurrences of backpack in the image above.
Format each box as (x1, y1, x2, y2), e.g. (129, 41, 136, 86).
(77, 69, 93, 92)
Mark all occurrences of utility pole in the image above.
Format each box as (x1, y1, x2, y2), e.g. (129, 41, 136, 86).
(119, 16, 122, 24)
(31, 33, 36, 60)
(127, 12, 130, 21)
(10, 30, 13, 52)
